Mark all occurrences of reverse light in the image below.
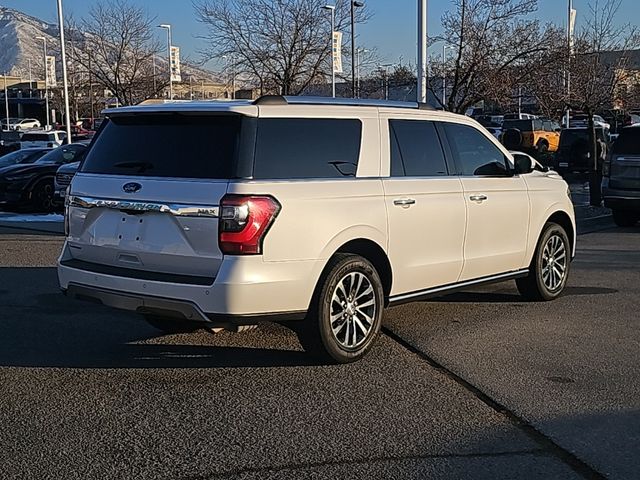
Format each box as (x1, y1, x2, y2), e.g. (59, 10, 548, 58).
(218, 195, 281, 255)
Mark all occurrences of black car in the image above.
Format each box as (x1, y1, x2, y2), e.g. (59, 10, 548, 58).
(555, 127, 608, 173)
(54, 160, 81, 200)
(0, 143, 87, 212)
(0, 148, 51, 168)
(603, 125, 640, 227)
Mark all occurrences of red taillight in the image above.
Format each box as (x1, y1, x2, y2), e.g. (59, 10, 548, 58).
(219, 195, 281, 255)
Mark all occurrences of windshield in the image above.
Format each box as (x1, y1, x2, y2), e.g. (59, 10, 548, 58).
(36, 145, 86, 164)
(0, 149, 48, 167)
(21, 133, 52, 142)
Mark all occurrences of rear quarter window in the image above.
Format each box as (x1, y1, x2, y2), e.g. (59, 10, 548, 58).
(252, 118, 362, 179)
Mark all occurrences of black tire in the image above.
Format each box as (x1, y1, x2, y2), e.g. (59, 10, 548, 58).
(143, 314, 203, 334)
(502, 128, 523, 149)
(516, 222, 571, 301)
(297, 254, 384, 364)
(612, 209, 638, 227)
(537, 141, 549, 155)
(30, 179, 56, 212)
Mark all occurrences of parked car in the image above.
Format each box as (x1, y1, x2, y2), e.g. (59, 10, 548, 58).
(565, 114, 611, 131)
(1, 117, 21, 129)
(20, 130, 67, 149)
(501, 118, 561, 155)
(503, 113, 537, 120)
(0, 130, 23, 156)
(602, 125, 640, 227)
(58, 96, 575, 363)
(6, 118, 42, 131)
(555, 127, 608, 173)
(0, 148, 51, 168)
(0, 143, 87, 212)
(54, 161, 81, 200)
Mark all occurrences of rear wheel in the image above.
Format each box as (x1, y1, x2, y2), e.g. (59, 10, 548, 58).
(297, 254, 384, 364)
(31, 179, 56, 212)
(612, 209, 638, 227)
(516, 222, 570, 301)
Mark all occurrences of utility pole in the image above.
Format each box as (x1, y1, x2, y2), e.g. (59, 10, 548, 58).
(441, 44, 453, 108)
(88, 52, 94, 123)
(57, 0, 72, 144)
(417, 0, 428, 103)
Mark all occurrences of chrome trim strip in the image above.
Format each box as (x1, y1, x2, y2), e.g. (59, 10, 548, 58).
(69, 195, 220, 217)
(389, 270, 529, 303)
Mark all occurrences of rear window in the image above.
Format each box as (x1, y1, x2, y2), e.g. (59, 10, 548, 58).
(612, 128, 640, 155)
(502, 120, 533, 131)
(21, 133, 51, 141)
(252, 118, 362, 179)
(80, 114, 243, 179)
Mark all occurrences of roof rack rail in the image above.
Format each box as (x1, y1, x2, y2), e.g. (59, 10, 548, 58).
(253, 95, 434, 110)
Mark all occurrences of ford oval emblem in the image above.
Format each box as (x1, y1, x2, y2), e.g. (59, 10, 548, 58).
(123, 182, 142, 193)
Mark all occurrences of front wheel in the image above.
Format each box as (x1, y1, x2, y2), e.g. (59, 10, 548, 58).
(31, 179, 56, 212)
(516, 222, 571, 301)
(297, 254, 384, 364)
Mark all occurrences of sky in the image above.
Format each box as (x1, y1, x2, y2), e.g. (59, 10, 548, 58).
(3, 0, 640, 68)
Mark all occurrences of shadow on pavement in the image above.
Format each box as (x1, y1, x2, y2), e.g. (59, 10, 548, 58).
(0, 267, 318, 369)
(432, 285, 617, 304)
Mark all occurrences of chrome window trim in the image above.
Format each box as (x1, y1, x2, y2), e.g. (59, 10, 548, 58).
(69, 195, 219, 218)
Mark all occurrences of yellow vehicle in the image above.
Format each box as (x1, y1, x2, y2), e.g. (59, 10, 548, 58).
(501, 118, 561, 154)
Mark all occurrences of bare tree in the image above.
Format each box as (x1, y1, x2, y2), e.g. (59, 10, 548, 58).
(68, 0, 161, 106)
(430, 0, 554, 114)
(194, 0, 370, 96)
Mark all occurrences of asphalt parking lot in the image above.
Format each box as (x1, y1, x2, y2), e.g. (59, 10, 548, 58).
(1, 220, 638, 480)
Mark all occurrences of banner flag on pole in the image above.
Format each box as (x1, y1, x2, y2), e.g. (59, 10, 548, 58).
(46, 55, 57, 87)
(170, 46, 182, 82)
(332, 32, 343, 74)
(569, 9, 577, 54)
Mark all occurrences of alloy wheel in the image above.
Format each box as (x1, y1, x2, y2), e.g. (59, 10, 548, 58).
(329, 271, 376, 349)
(541, 234, 567, 291)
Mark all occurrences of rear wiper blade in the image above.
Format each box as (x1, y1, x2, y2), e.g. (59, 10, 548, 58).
(113, 161, 154, 172)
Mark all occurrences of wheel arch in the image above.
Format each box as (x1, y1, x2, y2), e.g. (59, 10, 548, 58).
(545, 210, 575, 258)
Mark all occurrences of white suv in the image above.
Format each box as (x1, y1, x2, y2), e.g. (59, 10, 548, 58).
(58, 96, 576, 363)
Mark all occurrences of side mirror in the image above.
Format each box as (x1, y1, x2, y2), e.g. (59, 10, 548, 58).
(513, 154, 535, 174)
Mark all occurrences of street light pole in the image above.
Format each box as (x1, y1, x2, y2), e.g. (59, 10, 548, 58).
(56, 0, 72, 144)
(350, 1, 364, 98)
(36, 36, 50, 130)
(28, 59, 33, 98)
(565, 0, 573, 128)
(3, 73, 9, 131)
(417, 0, 428, 103)
(322, 5, 336, 98)
(158, 24, 173, 99)
(152, 55, 157, 97)
(441, 44, 453, 108)
(356, 48, 368, 98)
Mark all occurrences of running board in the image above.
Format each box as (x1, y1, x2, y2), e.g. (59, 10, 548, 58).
(388, 269, 529, 306)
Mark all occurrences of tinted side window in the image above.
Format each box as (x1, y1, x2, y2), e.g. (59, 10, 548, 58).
(389, 120, 448, 177)
(253, 118, 362, 179)
(444, 123, 509, 176)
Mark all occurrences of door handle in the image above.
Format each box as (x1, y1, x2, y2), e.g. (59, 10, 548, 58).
(393, 198, 416, 207)
(469, 194, 488, 202)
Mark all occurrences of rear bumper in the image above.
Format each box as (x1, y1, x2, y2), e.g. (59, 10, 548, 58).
(64, 283, 305, 327)
(602, 183, 640, 211)
(57, 241, 320, 324)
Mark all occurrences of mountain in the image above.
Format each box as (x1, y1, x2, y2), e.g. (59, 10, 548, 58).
(0, 6, 59, 77)
(0, 5, 220, 82)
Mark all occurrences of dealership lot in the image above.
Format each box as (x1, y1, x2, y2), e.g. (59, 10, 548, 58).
(0, 221, 638, 479)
